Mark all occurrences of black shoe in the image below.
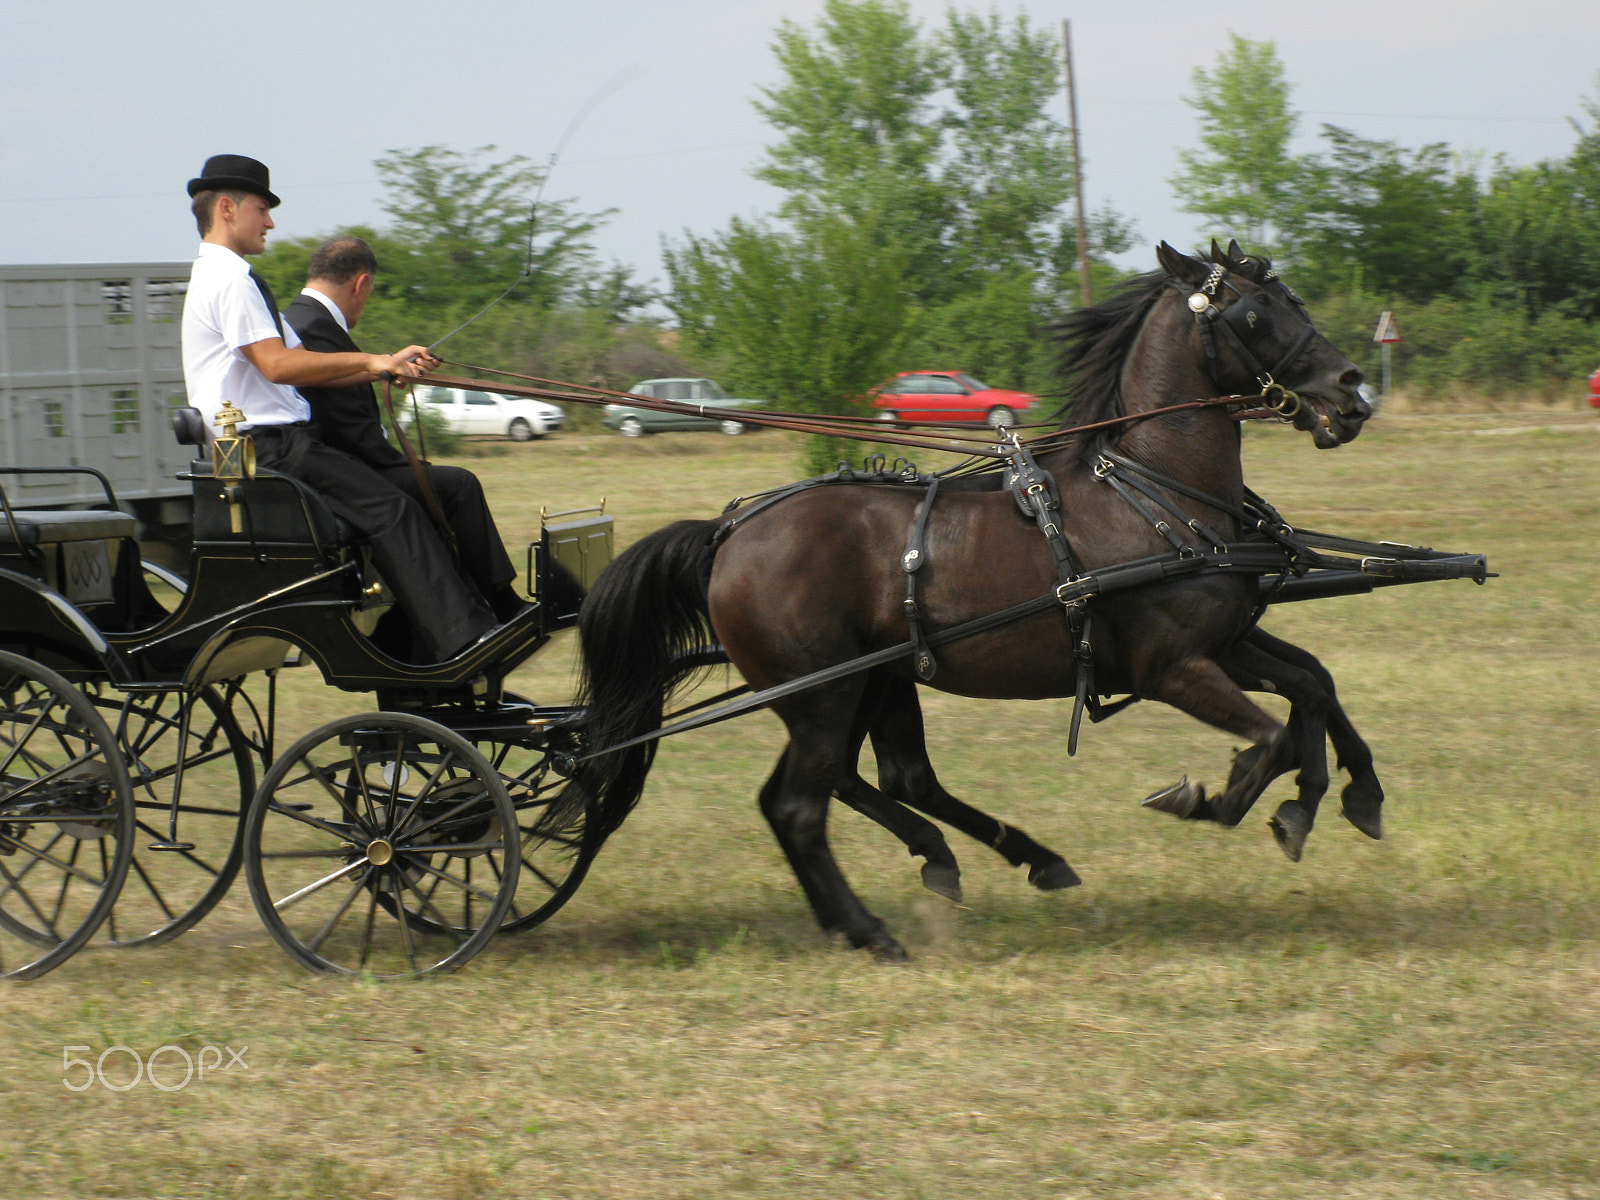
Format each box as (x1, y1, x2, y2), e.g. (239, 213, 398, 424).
(440, 619, 500, 662)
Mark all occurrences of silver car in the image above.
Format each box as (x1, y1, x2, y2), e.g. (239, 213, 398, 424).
(603, 378, 764, 437)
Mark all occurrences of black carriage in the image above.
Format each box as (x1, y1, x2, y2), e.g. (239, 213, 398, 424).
(0, 412, 612, 980)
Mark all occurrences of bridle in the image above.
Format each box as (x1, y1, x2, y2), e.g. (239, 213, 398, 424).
(1183, 261, 1320, 423)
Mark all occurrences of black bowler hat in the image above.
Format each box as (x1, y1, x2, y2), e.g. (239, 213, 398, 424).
(186, 154, 281, 207)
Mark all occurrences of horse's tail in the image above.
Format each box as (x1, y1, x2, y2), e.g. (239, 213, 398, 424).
(548, 518, 723, 849)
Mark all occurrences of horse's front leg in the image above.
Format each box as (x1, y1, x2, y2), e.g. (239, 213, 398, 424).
(1220, 632, 1335, 861)
(1139, 656, 1294, 828)
(1246, 629, 1384, 840)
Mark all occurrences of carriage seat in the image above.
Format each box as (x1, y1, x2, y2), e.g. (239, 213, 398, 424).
(0, 508, 138, 608)
(174, 406, 359, 557)
(0, 509, 137, 547)
(188, 459, 360, 559)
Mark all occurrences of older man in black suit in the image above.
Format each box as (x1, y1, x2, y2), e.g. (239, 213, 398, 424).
(284, 238, 523, 620)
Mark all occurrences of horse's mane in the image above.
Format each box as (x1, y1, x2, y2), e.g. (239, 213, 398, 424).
(1048, 270, 1172, 427)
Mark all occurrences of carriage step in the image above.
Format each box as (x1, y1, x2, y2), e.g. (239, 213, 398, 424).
(147, 841, 197, 852)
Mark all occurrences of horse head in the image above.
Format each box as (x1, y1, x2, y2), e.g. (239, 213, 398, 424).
(1156, 240, 1370, 448)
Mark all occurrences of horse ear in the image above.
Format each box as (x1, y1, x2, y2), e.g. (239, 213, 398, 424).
(1226, 238, 1248, 265)
(1209, 238, 1228, 264)
(1156, 241, 1209, 286)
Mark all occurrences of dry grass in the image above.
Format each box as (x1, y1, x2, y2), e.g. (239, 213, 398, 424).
(2, 412, 1597, 1199)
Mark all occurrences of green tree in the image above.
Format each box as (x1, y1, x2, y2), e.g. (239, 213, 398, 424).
(252, 146, 663, 399)
(671, 0, 1118, 461)
(753, 0, 949, 296)
(1293, 127, 1478, 303)
(1466, 73, 1600, 323)
(665, 211, 913, 474)
(1170, 34, 1307, 256)
(936, 10, 1074, 285)
(373, 144, 610, 315)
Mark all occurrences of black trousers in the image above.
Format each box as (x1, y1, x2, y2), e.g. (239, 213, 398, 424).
(249, 425, 496, 661)
(372, 462, 517, 604)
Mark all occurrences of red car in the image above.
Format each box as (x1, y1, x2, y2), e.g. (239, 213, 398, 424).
(870, 371, 1038, 428)
(1589, 365, 1600, 408)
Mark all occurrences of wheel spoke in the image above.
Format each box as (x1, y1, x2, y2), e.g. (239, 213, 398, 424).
(272, 857, 368, 915)
(0, 652, 134, 979)
(303, 868, 374, 954)
(0, 855, 66, 942)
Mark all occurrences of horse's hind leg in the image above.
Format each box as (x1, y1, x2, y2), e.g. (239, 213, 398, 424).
(759, 686, 910, 961)
(870, 676, 1079, 891)
(1247, 629, 1384, 840)
(833, 673, 965, 901)
(836, 774, 965, 901)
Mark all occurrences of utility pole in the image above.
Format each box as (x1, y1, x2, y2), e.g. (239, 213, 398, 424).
(1062, 19, 1092, 307)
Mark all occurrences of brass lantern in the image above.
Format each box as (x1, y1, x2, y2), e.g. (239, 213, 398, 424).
(211, 400, 256, 533)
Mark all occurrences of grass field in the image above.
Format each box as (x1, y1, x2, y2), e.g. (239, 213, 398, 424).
(3, 411, 1597, 1199)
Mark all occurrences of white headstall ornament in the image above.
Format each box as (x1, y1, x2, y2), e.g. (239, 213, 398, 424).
(1188, 263, 1227, 315)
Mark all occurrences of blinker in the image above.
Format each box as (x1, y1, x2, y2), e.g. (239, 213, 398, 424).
(1221, 294, 1273, 343)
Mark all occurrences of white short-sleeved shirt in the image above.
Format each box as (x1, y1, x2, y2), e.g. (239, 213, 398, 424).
(181, 242, 309, 432)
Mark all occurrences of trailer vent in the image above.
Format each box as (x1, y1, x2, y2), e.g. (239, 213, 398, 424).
(102, 280, 134, 324)
(112, 389, 141, 434)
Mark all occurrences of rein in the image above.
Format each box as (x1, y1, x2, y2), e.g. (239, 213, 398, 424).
(378, 378, 460, 563)
(405, 364, 1301, 458)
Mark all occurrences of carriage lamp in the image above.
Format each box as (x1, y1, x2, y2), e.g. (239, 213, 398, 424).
(211, 400, 256, 534)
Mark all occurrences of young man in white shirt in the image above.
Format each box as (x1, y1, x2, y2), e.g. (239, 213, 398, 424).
(180, 154, 499, 662)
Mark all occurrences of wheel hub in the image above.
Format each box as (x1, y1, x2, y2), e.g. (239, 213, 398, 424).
(0, 765, 119, 839)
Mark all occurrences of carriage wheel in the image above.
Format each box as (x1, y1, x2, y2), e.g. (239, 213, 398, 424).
(393, 718, 595, 939)
(242, 712, 519, 978)
(479, 736, 596, 935)
(381, 701, 596, 938)
(83, 685, 257, 947)
(0, 651, 135, 980)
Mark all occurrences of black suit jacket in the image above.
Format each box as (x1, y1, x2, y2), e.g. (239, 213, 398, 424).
(283, 293, 409, 470)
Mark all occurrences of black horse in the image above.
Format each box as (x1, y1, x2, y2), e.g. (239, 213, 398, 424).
(564, 241, 1371, 959)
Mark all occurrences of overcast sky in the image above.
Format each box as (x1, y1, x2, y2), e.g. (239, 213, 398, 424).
(3, 0, 1596, 287)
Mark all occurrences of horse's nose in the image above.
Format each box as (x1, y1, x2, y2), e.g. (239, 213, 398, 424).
(1341, 369, 1372, 419)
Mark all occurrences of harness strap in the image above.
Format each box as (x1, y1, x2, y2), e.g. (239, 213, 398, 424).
(1000, 437, 1100, 753)
(713, 460, 935, 547)
(901, 476, 941, 681)
(1094, 464, 1194, 554)
(1003, 439, 1078, 581)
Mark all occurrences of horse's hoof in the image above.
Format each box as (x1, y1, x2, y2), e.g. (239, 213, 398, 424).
(1142, 776, 1205, 819)
(920, 861, 963, 904)
(870, 939, 911, 963)
(1028, 859, 1082, 890)
(1341, 784, 1384, 840)
(1269, 802, 1313, 863)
